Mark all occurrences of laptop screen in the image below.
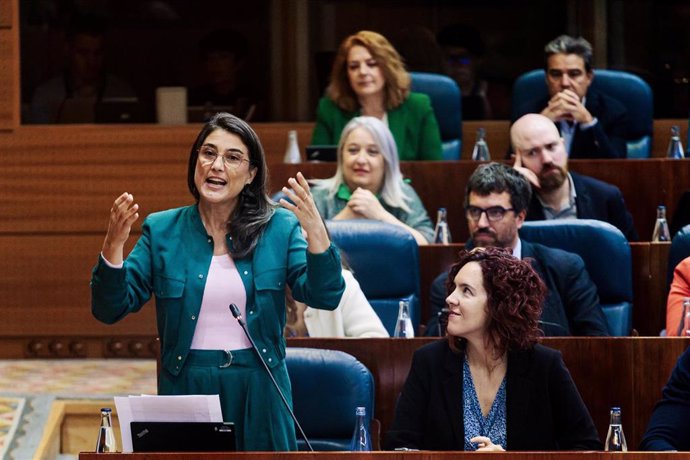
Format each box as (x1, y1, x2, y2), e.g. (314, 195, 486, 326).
(131, 421, 236, 452)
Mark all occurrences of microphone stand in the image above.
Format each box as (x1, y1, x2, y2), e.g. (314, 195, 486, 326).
(228, 304, 314, 452)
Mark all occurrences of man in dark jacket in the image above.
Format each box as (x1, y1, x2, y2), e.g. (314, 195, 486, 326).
(511, 113, 638, 241)
(425, 162, 609, 337)
(513, 35, 629, 159)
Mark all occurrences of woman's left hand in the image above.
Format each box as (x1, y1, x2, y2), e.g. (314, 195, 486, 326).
(470, 436, 505, 452)
(280, 172, 330, 253)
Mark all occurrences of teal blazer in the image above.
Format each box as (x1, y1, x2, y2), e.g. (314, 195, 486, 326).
(91, 205, 345, 378)
(311, 92, 443, 161)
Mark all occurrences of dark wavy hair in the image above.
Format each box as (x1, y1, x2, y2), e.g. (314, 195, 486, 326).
(187, 112, 273, 258)
(326, 30, 410, 113)
(446, 246, 545, 356)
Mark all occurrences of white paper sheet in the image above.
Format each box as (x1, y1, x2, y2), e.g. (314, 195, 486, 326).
(114, 394, 223, 452)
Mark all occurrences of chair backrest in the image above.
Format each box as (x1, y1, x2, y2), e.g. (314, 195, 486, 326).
(286, 347, 375, 451)
(325, 219, 421, 335)
(409, 71, 462, 160)
(668, 223, 690, 287)
(512, 69, 653, 158)
(519, 219, 633, 336)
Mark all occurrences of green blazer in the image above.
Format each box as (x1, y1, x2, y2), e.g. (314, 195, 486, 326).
(91, 205, 345, 378)
(311, 92, 443, 161)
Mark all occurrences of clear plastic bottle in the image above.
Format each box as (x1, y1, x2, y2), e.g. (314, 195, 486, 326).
(604, 406, 628, 452)
(95, 407, 117, 453)
(433, 208, 452, 244)
(651, 205, 671, 242)
(666, 125, 685, 159)
(471, 127, 491, 161)
(283, 130, 302, 164)
(393, 300, 415, 338)
(349, 406, 372, 451)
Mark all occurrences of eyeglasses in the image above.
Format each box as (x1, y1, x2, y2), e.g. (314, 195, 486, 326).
(198, 146, 251, 169)
(465, 205, 515, 222)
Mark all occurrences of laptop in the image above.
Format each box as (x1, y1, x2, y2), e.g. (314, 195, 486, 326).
(305, 145, 338, 162)
(131, 421, 236, 452)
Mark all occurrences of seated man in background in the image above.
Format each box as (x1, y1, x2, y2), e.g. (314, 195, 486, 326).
(29, 14, 136, 124)
(513, 35, 629, 159)
(425, 162, 609, 337)
(640, 346, 690, 451)
(511, 113, 638, 240)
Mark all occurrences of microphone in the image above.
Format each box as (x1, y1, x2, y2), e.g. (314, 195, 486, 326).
(538, 319, 569, 336)
(228, 304, 313, 452)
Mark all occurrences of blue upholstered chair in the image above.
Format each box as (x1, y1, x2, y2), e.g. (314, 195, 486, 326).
(409, 71, 462, 160)
(511, 69, 653, 158)
(325, 219, 421, 335)
(519, 219, 633, 336)
(286, 347, 375, 451)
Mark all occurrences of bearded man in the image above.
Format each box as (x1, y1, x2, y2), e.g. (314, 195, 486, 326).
(511, 113, 638, 241)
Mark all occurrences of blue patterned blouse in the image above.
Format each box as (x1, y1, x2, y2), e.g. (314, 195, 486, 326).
(462, 356, 507, 450)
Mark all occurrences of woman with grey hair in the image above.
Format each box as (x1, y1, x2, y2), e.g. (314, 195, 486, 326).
(310, 116, 434, 244)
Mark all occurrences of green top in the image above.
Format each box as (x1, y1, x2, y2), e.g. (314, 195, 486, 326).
(311, 182, 435, 243)
(91, 205, 345, 377)
(311, 92, 443, 161)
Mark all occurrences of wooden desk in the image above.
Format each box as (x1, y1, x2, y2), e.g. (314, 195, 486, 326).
(285, 337, 689, 451)
(79, 452, 689, 459)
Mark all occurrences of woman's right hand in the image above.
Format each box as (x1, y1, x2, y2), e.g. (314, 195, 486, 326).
(101, 192, 139, 265)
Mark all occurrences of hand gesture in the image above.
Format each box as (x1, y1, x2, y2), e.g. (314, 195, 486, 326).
(470, 436, 505, 452)
(513, 153, 541, 189)
(346, 187, 390, 220)
(279, 172, 330, 253)
(102, 192, 139, 265)
(541, 89, 593, 124)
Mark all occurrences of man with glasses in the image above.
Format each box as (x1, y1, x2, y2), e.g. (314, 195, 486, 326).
(425, 162, 609, 337)
(512, 113, 638, 241)
(513, 35, 628, 159)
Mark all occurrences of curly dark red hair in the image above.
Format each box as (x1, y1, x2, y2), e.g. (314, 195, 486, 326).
(446, 246, 545, 355)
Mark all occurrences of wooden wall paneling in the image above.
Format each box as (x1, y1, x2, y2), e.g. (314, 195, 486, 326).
(631, 338, 689, 449)
(0, 0, 14, 28)
(641, 242, 672, 335)
(0, 1, 18, 130)
(0, 234, 156, 337)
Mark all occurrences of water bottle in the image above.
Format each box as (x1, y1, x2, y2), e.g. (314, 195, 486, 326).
(283, 130, 302, 164)
(682, 298, 690, 336)
(393, 300, 415, 338)
(666, 125, 685, 159)
(95, 407, 117, 453)
(433, 208, 452, 244)
(651, 205, 671, 242)
(604, 406, 627, 452)
(471, 127, 491, 161)
(349, 406, 372, 451)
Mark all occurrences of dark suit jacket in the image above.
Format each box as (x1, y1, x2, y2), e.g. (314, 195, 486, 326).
(514, 90, 629, 159)
(640, 346, 690, 451)
(384, 340, 602, 451)
(425, 240, 610, 337)
(527, 172, 638, 241)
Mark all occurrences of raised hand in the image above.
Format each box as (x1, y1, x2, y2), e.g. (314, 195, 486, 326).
(279, 172, 330, 253)
(512, 152, 541, 189)
(102, 192, 139, 265)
